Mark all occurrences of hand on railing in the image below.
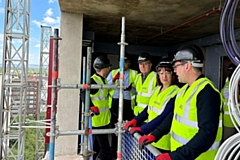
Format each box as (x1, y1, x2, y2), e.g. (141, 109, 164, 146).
(124, 119, 137, 130)
(129, 127, 143, 136)
(156, 153, 171, 160)
(138, 134, 156, 150)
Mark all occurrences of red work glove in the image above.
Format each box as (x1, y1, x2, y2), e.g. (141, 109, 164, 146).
(124, 83, 132, 91)
(156, 153, 171, 160)
(124, 119, 137, 130)
(138, 134, 155, 150)
(112, 72, 120, 82)
(90, 106, 100, 116)
(129, 127, 143, 135)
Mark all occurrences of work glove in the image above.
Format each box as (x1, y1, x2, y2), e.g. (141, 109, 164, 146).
(156, 153, 171, 160)
(124, 119, 137, 130)
(90, 106, 100, 116)
(124, 83, 132, 91)
(138, 134, 155, 150)
(112, 72, 120, 82)
(129, 127, 143, 136)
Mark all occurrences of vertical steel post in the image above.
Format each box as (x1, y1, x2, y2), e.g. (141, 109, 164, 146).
(49, 29, 60, 160)
(117, 17, 128, 160)
(80, 57, 86, 154)
(83, 47, 92, 160)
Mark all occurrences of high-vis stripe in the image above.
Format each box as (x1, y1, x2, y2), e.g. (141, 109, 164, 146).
(99, 107, 109, 113)
(172, 132, 220, 150)
(137, 103, 147, 109)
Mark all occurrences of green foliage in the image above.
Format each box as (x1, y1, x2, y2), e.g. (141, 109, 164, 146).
(0, 67, 45, 76)
(8, 115, 40, 160)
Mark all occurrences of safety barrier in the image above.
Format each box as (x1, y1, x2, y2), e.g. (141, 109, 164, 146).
(122, 131, 161, 160)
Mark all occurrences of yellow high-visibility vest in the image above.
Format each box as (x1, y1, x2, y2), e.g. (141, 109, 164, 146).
(171, 78, 222, 160)
(90, 74, 111, 127)
(221, 77, 236, 128)
(148, 85, 179, 150)
(109, 69, 138, 109)
(134, 71, 157, 116)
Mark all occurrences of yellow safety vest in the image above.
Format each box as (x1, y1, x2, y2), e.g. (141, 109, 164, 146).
(90, 74, 111, 127)
(170, 78, 222, 160)
(134, 71, 157, 116)
(109, 69, 138, 109)
(148, 85, 179, 150)
(221, 77, 235, 128)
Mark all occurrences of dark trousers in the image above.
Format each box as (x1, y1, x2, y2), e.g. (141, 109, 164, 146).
(92, 124, 110, 160)
(110, 98, 134, 158)
(111, 98, 134, 121)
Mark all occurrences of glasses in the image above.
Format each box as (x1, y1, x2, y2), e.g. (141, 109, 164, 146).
(157, 70, 172, 75)
(172, 62, 187, 69)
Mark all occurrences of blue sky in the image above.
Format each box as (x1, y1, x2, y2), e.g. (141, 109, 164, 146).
(0, 0, 60, 65)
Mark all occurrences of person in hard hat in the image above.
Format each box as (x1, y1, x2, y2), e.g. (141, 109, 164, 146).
(221, 63, 238, 142)
(138, 44, 222, 160)
(133, 52, 158, 117)
(80, 55, 112, 160)
(124, 57, 179, 153)
(106, 53, 138, 159)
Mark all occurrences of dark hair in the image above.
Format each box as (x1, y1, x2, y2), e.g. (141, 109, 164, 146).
(156, 70, 179, 87)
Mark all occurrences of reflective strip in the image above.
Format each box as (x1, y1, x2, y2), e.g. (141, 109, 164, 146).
(161, 87, 178, 108)
(175, 114, 198, 128)
(219, 120, 222, 127)
(137, 72, 156, 97)
(149, 87, 178, 115)
(182, 80, 207, 118)
(91, 97, 108, 101)
(176, 114, 222, 128)
(225, 111, 230, 115)
(91, 77, 108, 101)
(137, 103, 147, 109)
(138, 92, 152, 97)
(172, 132, 220, 150)
(149, 105, 164, 115)
(131, 95, 136, 100)
(99, 107, 109, 113)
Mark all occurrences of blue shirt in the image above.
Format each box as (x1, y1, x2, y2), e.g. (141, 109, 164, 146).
(107, 69, 136, 100)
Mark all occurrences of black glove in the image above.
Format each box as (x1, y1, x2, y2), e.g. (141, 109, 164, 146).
(124, 83, 132, 91)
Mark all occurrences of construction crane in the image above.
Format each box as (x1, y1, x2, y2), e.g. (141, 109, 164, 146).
(0, 0, 30, 159)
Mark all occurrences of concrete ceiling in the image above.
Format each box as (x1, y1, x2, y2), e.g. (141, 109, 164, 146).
(58, 0, 240, 47)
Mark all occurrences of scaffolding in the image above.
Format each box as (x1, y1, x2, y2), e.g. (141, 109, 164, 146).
(47, 17, 161, 160)
(35, 26, 52, 160)
(0, 0, 30, 159)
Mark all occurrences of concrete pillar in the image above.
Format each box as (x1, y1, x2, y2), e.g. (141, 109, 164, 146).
(55, 12, 83, 156)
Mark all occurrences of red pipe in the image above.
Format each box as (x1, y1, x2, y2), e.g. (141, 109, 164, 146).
(137, 8, 221, 45)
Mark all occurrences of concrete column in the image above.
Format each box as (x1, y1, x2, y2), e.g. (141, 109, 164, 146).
(55, 12, 83, 156)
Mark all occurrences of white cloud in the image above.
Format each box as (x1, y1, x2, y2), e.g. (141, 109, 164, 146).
(0, 34, 3, 50)
(45, 8, 53, 17)
(0, 33, 3, 42)
(29, 53, 40, 65)
(48, 0, 57, 4)
(43, 16, 57, 25)
(0, 7, 4, 14)
(35, 44, 40, 48)
(32, 8, 60, 28)
(32, 20, 42, 27)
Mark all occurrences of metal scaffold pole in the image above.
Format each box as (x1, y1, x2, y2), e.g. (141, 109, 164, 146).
(49, 29, 61, 160)
(83, 47, 92, 160)
(0, 0, 30, 159)
(36, 25, 52, 160)
(116, 17, 128, 160)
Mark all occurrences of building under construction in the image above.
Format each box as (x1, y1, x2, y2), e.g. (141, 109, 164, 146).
(1, 0, 240, 160)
